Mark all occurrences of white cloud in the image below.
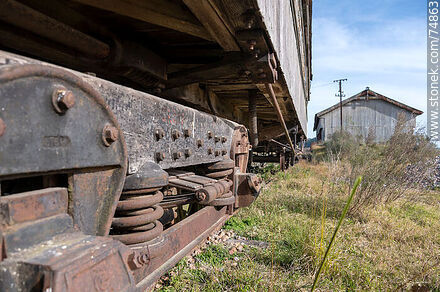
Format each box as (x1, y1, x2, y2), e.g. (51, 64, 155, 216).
(308, 15, 426, 137)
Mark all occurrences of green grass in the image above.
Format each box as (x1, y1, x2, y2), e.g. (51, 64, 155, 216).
(157, 161, 440, 291)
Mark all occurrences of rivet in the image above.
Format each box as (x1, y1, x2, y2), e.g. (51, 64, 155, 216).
(215, 150, 221, 156)
(197, 139, 204, 147)
(173, 152, 183, 160)
(156, 152, 165, 162)
(207, 131, 213, 139)
(214, 136, 220, 143)
(102, 124, 119, 146)
(183, 129, 191, 137)
(221, 136, 227, 143)
(240, 70, 252, 78)
(155, 129, 165, 140)
(172, 129, 181, 140)
(52, 88, 75, 114)
(0, 118, 5, 137)
(184, 149, 192, 157)
(208, 147, 213, 155)
(248, 39, 257, 51)
(222, 149, 227, 155)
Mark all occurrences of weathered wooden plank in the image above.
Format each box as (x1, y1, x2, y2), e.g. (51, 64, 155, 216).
(72, 0, 213, 41)
(183, 0, 240, 51)
(255, 0, 310, 134)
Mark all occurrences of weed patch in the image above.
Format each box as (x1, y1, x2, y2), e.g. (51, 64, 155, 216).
(158, 162, 440, 291)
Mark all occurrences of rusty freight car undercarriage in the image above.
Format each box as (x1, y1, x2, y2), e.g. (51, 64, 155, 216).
(0, 0, 312, 291)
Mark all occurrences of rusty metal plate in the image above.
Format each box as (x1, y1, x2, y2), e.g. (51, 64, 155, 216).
(168, 178, 203, 191)
(0, 64, 126, 178)
(179, 174, 216, 186)
(87, 75, 236, 173)
(0, 187, 67, 226)
(1, 234, 135, 291)
(132, 206, 229, 288)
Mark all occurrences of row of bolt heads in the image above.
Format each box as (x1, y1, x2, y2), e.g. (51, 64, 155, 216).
(0, 88, 119, 147)
(155, 129, 227, 145)
(156, 148, 228, 162)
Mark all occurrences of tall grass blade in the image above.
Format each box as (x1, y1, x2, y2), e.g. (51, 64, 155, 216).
(310, 176, 362, 292)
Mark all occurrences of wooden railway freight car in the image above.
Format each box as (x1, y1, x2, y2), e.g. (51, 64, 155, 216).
(0, 0, 312, 290)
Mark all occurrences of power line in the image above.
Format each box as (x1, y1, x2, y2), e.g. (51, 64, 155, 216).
(333, 79, 347, 132)
(312, 81, 334, 88)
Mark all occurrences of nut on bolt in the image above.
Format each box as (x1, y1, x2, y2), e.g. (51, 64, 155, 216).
(52, 88, 75, 114)
(0, 118, 5, 137)
(172, 129, 181, 140)
(156, 152, 165, 162)
(102, 124, 119, 146)
(195, 190, 207, 202)
(173, 151, 183, 160)
(247, 39, 257, 51)
(155, 129, 165, 140)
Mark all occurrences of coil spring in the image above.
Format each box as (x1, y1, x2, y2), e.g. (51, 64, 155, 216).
(204, 159, 235, 206)
(205, 159, 235, 179)
(110, 189, 164, 245)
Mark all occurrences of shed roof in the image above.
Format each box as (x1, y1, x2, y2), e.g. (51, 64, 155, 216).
(313, 88, 423, 131)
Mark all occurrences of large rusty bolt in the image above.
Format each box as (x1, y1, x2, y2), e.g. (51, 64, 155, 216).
(102, 124, 119, 146)
(0, 118, 5, 137)
(52, 88, 75, 114)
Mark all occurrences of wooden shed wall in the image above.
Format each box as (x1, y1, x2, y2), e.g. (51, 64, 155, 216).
(318, 99, 417, 143)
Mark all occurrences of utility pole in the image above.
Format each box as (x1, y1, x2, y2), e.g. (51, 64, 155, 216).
(333, 78, 347, 132)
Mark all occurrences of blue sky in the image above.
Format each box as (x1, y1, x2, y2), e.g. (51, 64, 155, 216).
(307, 0, 426, 137)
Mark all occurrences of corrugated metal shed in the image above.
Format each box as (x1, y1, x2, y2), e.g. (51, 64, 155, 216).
(313, 88, 423, 143)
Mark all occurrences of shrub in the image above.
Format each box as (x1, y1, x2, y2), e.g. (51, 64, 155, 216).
(325, 116, 439, 215)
